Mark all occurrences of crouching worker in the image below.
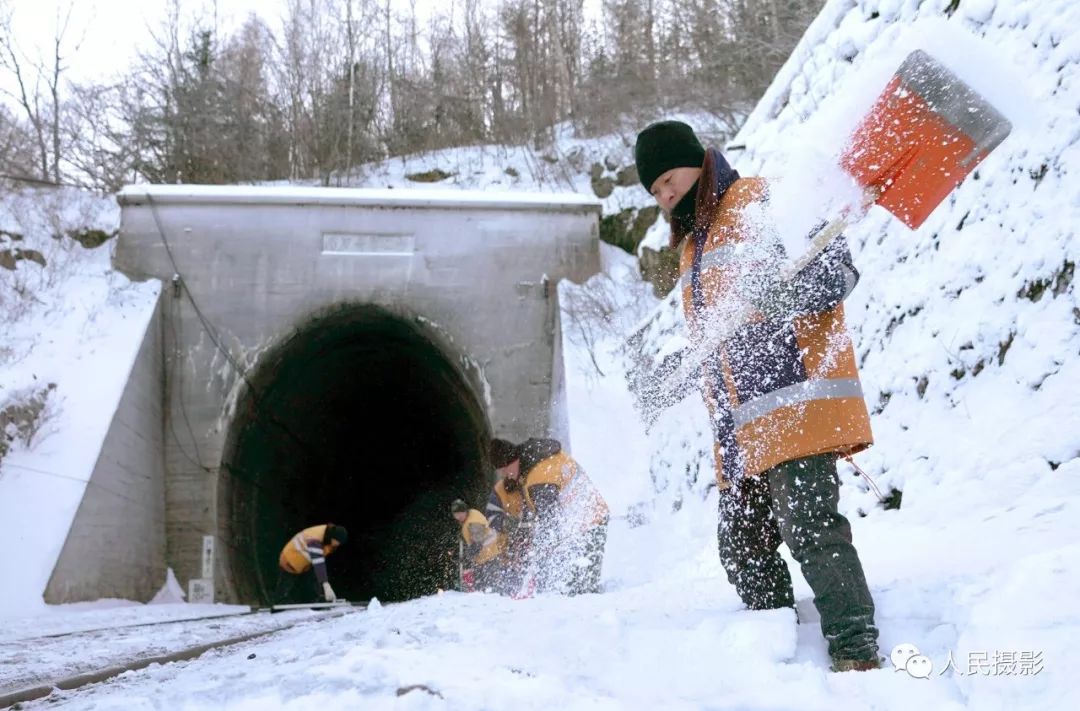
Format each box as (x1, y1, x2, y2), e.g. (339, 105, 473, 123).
(275, 523, 348, 605)
(490, 438, 609, 595)
(451, 499, 504, 593)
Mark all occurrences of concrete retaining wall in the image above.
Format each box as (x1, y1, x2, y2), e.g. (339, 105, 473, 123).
(45, 293, 167, 603)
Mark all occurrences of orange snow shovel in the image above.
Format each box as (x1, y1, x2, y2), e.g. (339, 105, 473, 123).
(782, 49, 1013, 279)
(652, 49, 1012, 401)
(841, 49, 1012, 229)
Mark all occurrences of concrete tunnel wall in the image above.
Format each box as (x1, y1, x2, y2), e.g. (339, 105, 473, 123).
(218, 304, 491, 603)
(107, 185, 601, 605)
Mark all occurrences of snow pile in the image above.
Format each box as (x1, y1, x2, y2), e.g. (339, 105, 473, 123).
(0, 187, 161, 619)
(149, 569, 188, 605)
(30, 587, 802, 710)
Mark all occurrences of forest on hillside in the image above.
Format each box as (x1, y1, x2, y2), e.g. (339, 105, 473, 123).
(1, 0, 823, 191)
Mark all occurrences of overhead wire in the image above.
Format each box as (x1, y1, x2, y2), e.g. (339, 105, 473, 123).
(843, 455, 887, 503)
(0, 461, 147, 509)
(147, 192, 328, 467)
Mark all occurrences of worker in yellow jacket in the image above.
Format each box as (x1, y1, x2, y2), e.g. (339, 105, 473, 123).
(451, 499, 504, 593)
(490, 438, 609, 595)
(275, 523, 348, 604)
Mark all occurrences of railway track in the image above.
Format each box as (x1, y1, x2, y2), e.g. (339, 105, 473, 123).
(6, 600, 364, 644)
(0, 602, 366, 708)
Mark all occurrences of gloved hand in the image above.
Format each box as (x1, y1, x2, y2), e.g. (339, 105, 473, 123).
(742, 232, 858, 321)
(322, 582, 337, 603)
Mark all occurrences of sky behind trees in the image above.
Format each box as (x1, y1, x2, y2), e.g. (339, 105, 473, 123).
(3, 0, 583, 89)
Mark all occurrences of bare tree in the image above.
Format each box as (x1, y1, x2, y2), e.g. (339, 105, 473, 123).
(271, 0, 382, 184)
(0, 103, 35, 181)
(218, 14, 289, 181)
(62, 81, 133, 191)
(345, 0, 357, 172)
(460, 0, 493, 137)
(0, 0, 81, 183)
(575, 0, 654, 135)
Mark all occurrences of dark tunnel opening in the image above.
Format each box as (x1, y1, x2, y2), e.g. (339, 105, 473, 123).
(219, 304, 491, 604)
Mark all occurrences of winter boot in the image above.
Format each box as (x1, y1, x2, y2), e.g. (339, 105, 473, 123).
(830, 657, 884, 672)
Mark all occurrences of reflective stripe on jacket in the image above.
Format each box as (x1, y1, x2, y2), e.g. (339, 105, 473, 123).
(278, 524, 335, 584)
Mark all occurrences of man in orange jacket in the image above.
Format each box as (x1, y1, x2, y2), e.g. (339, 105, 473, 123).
(490, 438, 608, 595)
(634, 120, 879, 671)
(275, 523, 348, 604)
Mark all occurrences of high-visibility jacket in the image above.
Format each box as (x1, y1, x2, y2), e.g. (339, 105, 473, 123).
(485, 478, 525, 534)
(461, 509, 502, 566)
(278, 524, 336, 584)
(523, 450, 609, 530)
(677, 149, 872, 487)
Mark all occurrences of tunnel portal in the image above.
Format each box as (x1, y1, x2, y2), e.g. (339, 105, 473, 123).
(219, 305, 491, 604)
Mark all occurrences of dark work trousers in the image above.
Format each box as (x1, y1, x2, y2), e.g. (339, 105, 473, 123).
(568, 519, 608, 595)
(717, 453, 879, 661)
(501, 526, 532, 595)
(529, 519, 607, 595)
(473, 559, 502, 593)
(273, 567, 321, 605)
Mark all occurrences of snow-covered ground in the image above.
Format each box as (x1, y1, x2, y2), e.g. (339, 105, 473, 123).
(0, 599, 250, 645)
(1, 0, 1078, 708)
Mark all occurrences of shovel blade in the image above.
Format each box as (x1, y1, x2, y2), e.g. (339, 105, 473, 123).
(840, 49, 1012, 229)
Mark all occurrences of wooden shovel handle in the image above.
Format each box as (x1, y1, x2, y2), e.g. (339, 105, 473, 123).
(782, 186, 880, 279)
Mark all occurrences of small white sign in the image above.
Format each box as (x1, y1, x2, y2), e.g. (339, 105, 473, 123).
(322, 232, 415, 256)
(201, 535, 215, 579)
(188, 578, 215, 604)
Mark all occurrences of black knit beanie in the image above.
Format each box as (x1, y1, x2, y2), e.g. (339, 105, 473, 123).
(634, 120, 706, 192)
(489, 438, 521, 468)
(326, 524, 348, 545)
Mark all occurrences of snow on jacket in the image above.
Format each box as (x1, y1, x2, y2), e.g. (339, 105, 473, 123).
(278, 524, 336, 584)
(678, 149, 873, 487)
(519, 439, 609, 530)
